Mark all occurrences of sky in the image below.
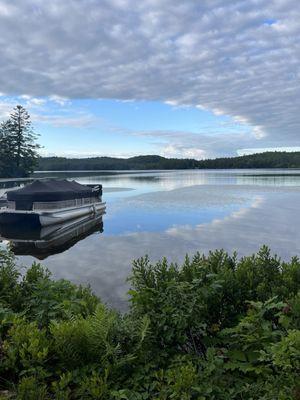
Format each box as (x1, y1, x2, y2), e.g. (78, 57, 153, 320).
(0, 0, 299, 159)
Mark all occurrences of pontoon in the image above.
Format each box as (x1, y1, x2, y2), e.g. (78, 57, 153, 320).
(0, 179, 106, 227)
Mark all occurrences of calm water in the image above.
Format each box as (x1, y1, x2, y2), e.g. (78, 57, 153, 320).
(1, 169, 300, 310)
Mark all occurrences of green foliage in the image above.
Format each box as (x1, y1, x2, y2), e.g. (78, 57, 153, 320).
(0, 105, 40, 178)
(129, 246, 299, 357)
(129, 255, 219, 356)
(51, 372, 72, 400)
(23, 277, 99, 326)
(50, 304, 123, 369)
(195, 151, 300, 169)
(37, 151, 300, 172)
(2, 319, 49, 379)
(0, 247, 299, 399)
(17, 376, 47, 400)
(74, 370, 109, 399)
(222, 297, 286, 374)
(0, 250, 20, 308)
(37, 155, 199, 171)
(269, 329, 300, 370)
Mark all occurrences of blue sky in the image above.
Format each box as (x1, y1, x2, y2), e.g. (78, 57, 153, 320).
(0, 94, 256, 158)
(0, 0, 299, 159)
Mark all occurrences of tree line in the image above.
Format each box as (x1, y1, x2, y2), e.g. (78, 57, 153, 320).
(0, 105, 40, 178)
(38, 151, 300, 171)
(196, 151, 300, 169)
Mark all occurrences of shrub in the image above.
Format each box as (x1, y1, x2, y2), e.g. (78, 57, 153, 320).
(0, 247, 299, 399)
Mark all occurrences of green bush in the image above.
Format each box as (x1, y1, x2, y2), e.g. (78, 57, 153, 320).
(17, 376, 48, 400)
(0, 247, 299, 399)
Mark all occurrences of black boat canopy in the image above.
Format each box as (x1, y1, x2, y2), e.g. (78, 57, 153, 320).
(7, 179, 101, 210)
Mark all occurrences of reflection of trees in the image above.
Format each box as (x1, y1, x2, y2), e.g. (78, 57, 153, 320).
(236, 174, 300, 186)
(121, 176, 160, 183)
(90, 174, 164, 187)
(34, 171, 118, 179)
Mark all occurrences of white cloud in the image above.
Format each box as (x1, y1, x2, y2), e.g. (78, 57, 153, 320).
(48, 95, 69, 106)
(29, 98, 46, 106)
(0, 2, 15, 17)
(131, 128, 261, 159)
(0, 94, 100, 129)
(0, 0, 299, 156)
(0, 98, 16, 119)
(32, 112, 99, 128)
(39, 148, 146, 159)
(162, 145, 207, 159)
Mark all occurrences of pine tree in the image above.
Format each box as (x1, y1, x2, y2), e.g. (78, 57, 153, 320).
(0, 120, 14, 177)
(0, 105, 40, 178)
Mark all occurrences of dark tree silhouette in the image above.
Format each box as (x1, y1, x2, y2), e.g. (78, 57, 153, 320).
(0, 105, 40, 178)
(0, 120, 14, 177)
(37, 151, 300, 171)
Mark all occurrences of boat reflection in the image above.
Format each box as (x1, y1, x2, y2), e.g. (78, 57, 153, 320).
(0, 213, 104, 259)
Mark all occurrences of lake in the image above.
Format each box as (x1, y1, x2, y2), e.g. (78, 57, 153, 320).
(1, 169, 300, 310)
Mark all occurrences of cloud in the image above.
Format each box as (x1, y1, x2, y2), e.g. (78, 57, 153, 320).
(0, 99, 16, 120)
(48, 95, 69, 106)
(132, 128, 262, 158)
(28, 98, 46, 106)
(33, 112, 99, 128)
(0, 94, 101, 129)
(38, 149, 143, 158)
(162, 145, 207, 159)
(0, 0, 299, 155)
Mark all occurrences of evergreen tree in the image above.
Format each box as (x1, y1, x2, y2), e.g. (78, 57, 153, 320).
(0, 120, 15, 177)
(0, 105, 40, 178)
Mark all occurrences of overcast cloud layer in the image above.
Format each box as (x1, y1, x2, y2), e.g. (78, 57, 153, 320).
(0, 0, 299, 156)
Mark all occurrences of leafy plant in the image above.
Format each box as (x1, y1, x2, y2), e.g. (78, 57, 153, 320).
(0, 247, 299, 399)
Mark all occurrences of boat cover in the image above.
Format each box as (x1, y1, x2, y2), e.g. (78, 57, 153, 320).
(7, 179, 101, 210)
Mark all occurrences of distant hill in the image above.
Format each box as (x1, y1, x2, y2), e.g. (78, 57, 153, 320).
(37, 152, 300, 171)
(37, 155, 199, 170)
(196, 151, 300, 169)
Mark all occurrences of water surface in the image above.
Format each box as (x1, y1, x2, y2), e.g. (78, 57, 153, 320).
(1, 169, 299, 310)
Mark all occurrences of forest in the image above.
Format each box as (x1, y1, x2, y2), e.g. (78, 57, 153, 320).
(37, 151, 300, 171)
(0, 247, 299, 399)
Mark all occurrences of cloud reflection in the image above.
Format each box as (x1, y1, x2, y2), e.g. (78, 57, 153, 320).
(15, 186, 300, 311)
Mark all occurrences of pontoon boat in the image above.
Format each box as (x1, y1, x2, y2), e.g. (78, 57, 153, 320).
(0, 179, 106, 227)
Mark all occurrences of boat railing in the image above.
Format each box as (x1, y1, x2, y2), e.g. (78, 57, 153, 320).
(6, 196, 102, 211)
(32, 197, 101, 211)
(7, 201, 15, 209)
